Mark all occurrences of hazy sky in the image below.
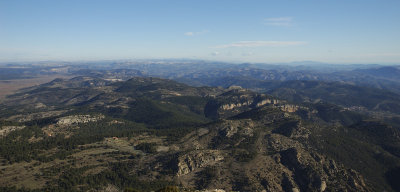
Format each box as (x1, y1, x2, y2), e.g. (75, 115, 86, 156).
(1, 0, 400, 63)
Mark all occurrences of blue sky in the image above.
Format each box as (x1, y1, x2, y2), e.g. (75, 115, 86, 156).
(1, 0, 399, 64)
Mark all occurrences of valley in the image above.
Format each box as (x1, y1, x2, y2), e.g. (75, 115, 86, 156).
(0, 75, 74, 100)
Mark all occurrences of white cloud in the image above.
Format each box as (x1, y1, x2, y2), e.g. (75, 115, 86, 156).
(184, 32, 194, 36)
(214, 41, 306, 48)
(211, 51, 220, 56)
(184, 30, 209, 36)
(264, 17, 293, 26)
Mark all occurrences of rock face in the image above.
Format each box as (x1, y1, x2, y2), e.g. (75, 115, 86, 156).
(280, 104, 299, 113)
(40, 114, 106, 137)
(0, 126, 25, 137)
(177, 150, 224, 176)
(204, 88, 302, 120)
(219, 120, 255, 138)
(56, 114, 105, 125)
(173, 105, 370, 192)
(204, 89, 281, 119)
(98, 184, 120, 192)
(220, 98, 280, 111)
(279, 147, 367, 192)
(256, 98, 279, 107)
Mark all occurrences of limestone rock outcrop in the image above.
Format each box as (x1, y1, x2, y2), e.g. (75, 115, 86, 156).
(177, 150, 224, 176)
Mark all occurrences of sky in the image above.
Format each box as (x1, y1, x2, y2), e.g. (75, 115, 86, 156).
(1, 0, 400, 64)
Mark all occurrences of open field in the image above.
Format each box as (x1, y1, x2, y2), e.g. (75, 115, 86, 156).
(0, 75, 74, 100)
